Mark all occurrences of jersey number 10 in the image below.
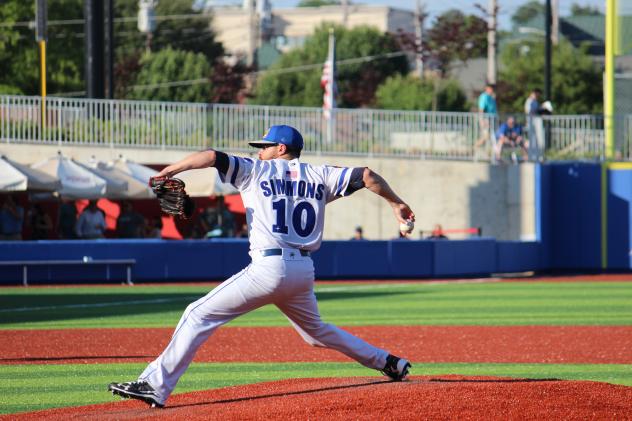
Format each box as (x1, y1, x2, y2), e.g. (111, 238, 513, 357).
(272, 198, 316, 237)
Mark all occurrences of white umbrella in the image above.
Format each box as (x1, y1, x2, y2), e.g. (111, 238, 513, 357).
(88, 159, 155, 199)
(76, 158, 128, 198)
(175, 167, 239, 197)
(112, 156, 158, 185)
(113, 156, 238, 197)
(32, 152, 107, 199)
(0, 155, 61, 192)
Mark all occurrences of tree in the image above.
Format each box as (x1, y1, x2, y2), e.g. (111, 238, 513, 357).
(251, 24, 408, 108)
(511, 1, 545, 27)
(425, 10, 487, 77)
(571, 3, 602, 16)
(0, 0, 84, 96)
(114, 0, 223, 61)
(498, 40, 602, 114)
(126, 48, 212, 103)
(375, 75, 468, 112)
(113, 0, 226, 100)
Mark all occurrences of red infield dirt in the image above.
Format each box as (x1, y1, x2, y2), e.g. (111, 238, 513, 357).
(2, 325, 631, 365)
(8, 376, 632, 421)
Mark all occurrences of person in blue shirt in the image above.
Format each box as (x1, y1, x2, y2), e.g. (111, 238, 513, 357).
(475, 84, 498, 149)
(495, 116, 528, 162)
(0, 195, 24, 241)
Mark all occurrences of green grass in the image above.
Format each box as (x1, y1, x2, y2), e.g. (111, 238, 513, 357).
(1, 362, 632, 414)
(1, 281, 632, 329)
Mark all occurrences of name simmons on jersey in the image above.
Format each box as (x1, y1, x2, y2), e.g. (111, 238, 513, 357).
(259, 178, 325, 200)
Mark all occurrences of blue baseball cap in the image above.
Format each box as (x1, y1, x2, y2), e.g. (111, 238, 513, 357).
(249, 125, 304, 150)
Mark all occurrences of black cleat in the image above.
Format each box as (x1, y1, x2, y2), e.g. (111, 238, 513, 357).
(108, 381, 164, 408)
(381, 354, 412, 381)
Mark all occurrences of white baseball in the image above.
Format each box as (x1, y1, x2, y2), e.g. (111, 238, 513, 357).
(399, 220, 414, 234)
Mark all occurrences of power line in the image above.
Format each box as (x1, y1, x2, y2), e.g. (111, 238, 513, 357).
(51, 49, 408, 95)
(126, 50, 408, 91)
(0, 13, 212, 29)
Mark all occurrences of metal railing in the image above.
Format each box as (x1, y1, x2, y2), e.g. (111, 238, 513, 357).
(2, 95, 631, 162)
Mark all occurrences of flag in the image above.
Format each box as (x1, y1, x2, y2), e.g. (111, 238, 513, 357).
(321, 29, 336, 120)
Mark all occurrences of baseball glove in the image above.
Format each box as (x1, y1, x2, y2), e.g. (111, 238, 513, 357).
(149, 176, 195, 219)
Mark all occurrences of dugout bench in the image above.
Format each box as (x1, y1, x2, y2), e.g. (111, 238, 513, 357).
(0, 259, 136, 286)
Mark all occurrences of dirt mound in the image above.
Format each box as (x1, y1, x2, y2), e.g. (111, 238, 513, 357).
(3, 325, 632, 365)
(10, 376, 632, 421)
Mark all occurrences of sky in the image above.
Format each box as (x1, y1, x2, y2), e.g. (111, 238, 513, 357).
(209, 0, 623, 31)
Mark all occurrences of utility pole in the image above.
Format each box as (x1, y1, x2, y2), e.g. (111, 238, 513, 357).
(138, 0, 157, 54)
(551, 0, 559, 45)
(341, 0, 349, 27)
(85, 0, 105, 98)
(545, 0, 552, 100)
(104, 0, 114, 99)
(486, 0, 497, 85)
(36, 0, 47, 130)
(414, 0, 425, 79)
(246, 0, 256, 67)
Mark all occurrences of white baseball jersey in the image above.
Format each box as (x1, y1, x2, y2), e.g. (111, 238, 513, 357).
(218, 155, 354, 251)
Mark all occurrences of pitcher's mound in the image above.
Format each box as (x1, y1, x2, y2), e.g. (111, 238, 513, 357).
(14, 376, 632, 420)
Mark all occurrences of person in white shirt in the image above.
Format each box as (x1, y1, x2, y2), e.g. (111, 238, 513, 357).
(109, 125, 415, 407)
(75, 200, 106, 239)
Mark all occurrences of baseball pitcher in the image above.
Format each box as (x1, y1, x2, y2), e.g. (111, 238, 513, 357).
(109, 125, 414, 407)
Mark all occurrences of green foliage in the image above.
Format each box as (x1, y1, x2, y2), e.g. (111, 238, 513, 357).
(113, 0, 223, 61)
(0, 84, 23, 95)
(511, 0, 545, 27)
(498, 40, 603, 114)
(571, 3, 602, 16)
(0, 0, 84, 96)
(375, 75, 468, 112)
(251, 24, 408, 108)
(113, 0, 224, 101)
(426, 9, 487, 76)
(127, 48, 212, 102)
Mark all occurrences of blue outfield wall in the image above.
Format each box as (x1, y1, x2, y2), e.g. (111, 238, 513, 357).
(0, 238, 537, 284)
(607, 164, 632, 269)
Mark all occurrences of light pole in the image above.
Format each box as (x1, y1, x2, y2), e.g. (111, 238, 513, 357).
(138, 0, 157, 53)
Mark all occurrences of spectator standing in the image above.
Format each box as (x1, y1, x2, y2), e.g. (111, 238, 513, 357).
(495, 116, 528, 162)
(145, 217, 163, 239)
(427, 224, 448, 240)
(30, 204, 53, 240)
(116, 202, 145, 238)
(199, 197, 235, 238)
(475, 84, 498, 149)
(525, 88, 542, 160)
(58, 199, 77, 239)
(524, 88, 541, 116)
(0, 195, 24, 240)
(75, 200, 106, 239)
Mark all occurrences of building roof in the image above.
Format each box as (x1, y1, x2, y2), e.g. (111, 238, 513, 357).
(509, 14, 632, 56)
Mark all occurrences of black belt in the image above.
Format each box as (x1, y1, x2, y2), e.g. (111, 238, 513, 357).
(260, 248, 309, 257)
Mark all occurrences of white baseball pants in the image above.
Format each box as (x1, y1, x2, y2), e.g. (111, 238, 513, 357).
(139, 250, 389, 402)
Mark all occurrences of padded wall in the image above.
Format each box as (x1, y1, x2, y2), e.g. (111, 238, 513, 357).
(0, 238, 540, 284)
(544, 163, 602, 269)
(607, 166, 632, 269)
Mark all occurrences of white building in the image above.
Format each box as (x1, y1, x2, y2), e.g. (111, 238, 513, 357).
(208, 3, 416, 64)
